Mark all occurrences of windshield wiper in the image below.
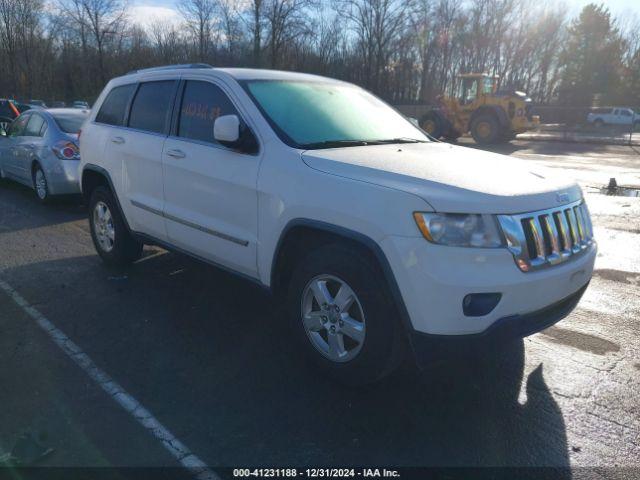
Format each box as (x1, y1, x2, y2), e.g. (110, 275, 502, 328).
(369, 137, 428, 144)
(301, 140, 371, 149)
(301, 137, 427, 149)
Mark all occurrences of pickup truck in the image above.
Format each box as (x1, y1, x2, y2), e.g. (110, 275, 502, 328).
(587, 107, 639, 128)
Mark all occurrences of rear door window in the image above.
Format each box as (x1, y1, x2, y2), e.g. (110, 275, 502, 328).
(128, 80, 177, 135)
(177, 80, 241, 145)
(24, 114, 45, 137)
(95, 84, 136, 127)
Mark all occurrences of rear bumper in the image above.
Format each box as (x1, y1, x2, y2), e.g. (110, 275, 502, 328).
(46, 160, 81, 195)
(409, 282, 588, 367)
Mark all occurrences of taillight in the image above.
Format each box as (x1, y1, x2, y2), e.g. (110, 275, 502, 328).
(52, 141, 80, 160)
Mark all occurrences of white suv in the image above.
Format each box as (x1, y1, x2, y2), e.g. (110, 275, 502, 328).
(79, 64, 596, 384)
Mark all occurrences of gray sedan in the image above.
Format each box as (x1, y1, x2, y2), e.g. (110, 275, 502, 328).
(0, 108, 88, 202)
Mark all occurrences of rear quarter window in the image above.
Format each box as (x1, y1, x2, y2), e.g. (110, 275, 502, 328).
(95, 84, 136, 127)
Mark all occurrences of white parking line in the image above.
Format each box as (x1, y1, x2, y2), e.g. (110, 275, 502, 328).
(0, 279, 219, 480)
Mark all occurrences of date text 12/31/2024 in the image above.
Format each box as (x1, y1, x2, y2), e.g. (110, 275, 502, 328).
(233, 469, 401, 478)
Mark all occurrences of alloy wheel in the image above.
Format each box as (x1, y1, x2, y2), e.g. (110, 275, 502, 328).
(301, 274, 366, 363)
(35, 169, 47, 200)
(93, 201, 115, 253)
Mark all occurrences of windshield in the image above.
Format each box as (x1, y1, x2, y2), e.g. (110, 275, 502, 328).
(243, 80, 429, 149)
(52, 113, 86, 133)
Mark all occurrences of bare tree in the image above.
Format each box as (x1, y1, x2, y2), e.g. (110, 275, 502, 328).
(177, 0, 217, 62)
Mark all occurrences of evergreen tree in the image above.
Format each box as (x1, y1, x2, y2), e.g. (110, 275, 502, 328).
(558, 4, 624, 105)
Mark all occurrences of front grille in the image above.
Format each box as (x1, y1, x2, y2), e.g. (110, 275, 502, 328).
(498, 200, 594, 272)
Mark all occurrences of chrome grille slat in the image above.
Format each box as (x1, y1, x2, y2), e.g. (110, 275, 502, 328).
(540, 214, 562, 264)
(565, 208, 581, 252)
(498, 199, 594, 272)
(554, 211, 572, 254)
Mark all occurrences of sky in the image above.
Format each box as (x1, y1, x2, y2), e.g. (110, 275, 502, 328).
(128, 0, 640, 29)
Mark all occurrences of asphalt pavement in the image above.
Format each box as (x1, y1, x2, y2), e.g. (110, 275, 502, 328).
(0, 140, 638, 476)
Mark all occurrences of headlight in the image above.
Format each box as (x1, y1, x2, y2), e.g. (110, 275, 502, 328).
(413, 212, 504, 248)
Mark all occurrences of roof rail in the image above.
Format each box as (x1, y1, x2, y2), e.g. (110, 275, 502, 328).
(126, 63, 213, 75)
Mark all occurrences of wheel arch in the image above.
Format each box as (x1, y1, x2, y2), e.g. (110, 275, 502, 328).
(31, 158, 42, 175)
(270, 219, 414, 335)
(81, 164, 132, 232)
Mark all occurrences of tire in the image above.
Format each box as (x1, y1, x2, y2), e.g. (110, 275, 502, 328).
(470, 114, 500, 144)
(443, 130, 461, 142)
(0, 118, 11, 135)
(89, 186, 143, 267)
(32, 164, 51, 204)
(286, 243, 405, 386)
(498, 130, 517, 143)
(420, 111, 445, 139)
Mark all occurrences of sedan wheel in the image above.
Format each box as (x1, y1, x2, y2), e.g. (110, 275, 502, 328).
(301, 274, 366, 363)
(33, 167, 49, 201)
(93, 201, 115, 253)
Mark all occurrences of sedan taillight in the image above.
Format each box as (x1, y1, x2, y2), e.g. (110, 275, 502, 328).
(52, 141, 80, 160)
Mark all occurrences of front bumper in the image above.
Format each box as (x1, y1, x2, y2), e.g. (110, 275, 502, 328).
(380, 235, 596, 336)
(409, 282, 588, 366)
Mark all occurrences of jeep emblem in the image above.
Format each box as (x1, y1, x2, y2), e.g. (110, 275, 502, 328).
(556, 193, 569, 203)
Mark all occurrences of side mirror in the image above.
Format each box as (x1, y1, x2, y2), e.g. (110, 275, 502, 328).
(214, 114, 240, 145)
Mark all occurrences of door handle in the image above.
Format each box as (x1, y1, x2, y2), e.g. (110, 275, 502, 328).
(166, 149, 186, 159)
(111, 136, 125, 145)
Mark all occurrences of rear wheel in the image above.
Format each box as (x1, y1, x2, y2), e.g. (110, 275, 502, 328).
(32, 164, 51, 203)
(89, 186, 143, 267)
(287, 243, 405, 386)
(471, 114, 500, 144)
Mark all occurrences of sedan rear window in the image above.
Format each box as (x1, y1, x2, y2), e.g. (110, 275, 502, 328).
(52, 113, 87, 133)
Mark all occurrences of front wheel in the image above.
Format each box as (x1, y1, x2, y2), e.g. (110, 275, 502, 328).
(420, 112, 445, 139)
(287, 244, 405, 386)
(89, 186, 143, 267)
(471, 115, 501, 144)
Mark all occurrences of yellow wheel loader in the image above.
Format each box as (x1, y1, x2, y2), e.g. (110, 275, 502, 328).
(398, 74, 540, 144)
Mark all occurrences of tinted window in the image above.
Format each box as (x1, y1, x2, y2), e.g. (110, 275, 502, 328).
(0, 101, 10, 118)
(52, 112, 88, 133)
(8, 114, 30, 137)
(24, 114, 45, 136)
(96, 84, 136, 126)
(128, 81, 176, 134)
(178, 81, 240, 144)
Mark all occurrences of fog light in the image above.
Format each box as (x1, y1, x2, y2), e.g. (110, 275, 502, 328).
(463, 293, 502, 317)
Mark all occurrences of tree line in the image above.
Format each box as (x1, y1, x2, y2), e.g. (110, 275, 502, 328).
(0, 0, 638, 106)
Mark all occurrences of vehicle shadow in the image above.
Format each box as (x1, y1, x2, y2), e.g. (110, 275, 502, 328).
(0, 250, 571, 473)
(0, 178, 85, 233)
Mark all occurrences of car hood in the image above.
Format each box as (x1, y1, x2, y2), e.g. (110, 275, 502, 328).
(301, 142, 582, 214)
